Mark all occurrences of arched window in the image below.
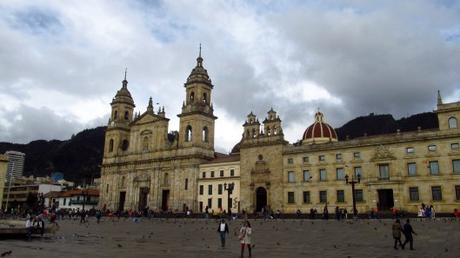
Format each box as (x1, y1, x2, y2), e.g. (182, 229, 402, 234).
(252, 128, 256, 138)
(113, 111, 118, 120)
(273, 126, 277, 135)
(109, 139, 114, 152)
(185, 125, 192, 142)
(190, 92, 195, 102)
(266, 127, 271, 136)
(246, 129, 250, 138)
(202, 127, 209, 142)
(449, 117, 458, 129)
(142, 136, 149, 152)
(124, 111, 129, 120)
(203, 93, 208, 103)
(121, 140, 129, 151)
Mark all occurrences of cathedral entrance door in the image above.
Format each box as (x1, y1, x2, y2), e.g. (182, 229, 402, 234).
(256, 187, 267, 212)
(161, 190, 170, 211)
(138, 187, 149, 211)
(118, 192, 126, 211)
(377, 189, 394, 211)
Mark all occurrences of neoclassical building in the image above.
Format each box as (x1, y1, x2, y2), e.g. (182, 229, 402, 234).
(100, 52, 460, 214)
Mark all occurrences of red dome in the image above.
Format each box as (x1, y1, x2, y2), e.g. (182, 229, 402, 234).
(302, 112, 337, 144)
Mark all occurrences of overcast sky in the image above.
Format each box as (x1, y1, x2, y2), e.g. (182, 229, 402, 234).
(0, 0, 460, 153)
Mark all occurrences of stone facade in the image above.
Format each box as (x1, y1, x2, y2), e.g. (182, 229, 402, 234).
(100, 53, 216, 212)
(238, 95, 460, 214)
(100, 53, 460, 214)
(197, 155, 240, 213)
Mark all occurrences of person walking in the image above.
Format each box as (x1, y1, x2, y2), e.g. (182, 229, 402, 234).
(217, 219, 229, 248)
(392, 219, 403, 249)
(25, 216, 33, 241)
(239, 221, 252, 258)
(402, 219, 417, 250)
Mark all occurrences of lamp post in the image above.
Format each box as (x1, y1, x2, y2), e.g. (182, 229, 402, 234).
(224, 182, 235, 216)
(345, 174, 361, 218)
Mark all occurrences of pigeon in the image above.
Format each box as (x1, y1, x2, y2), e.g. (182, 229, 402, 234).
(1, 251, 12, 257)
(117, 244, 122, 248)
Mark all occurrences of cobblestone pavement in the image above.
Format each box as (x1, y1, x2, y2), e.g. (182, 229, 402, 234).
(0, 218, 459, 258)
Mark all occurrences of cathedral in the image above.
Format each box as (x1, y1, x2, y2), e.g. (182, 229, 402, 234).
(100, 51, 460, 214)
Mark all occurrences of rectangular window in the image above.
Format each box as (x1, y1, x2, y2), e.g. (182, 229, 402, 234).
(230, 169, 235, 176)
(220, 170, 224, 177)
(218, 184, 223, 195)
(287, 158, 294, 164)
(353, 152, 361, 159)
(406, 147, 415, 154)
(453, 160, 460, 174)
(407, 162, 417, 177)
(207, 198, 212, 208)
(63, 198, 67, 205)
(211, 171, 215, 178)
(354, 167, 362, 178)
(303, 191, 310, 203)
(319, 155, 325, 161)
(106, 184, 109, 193)
(199, 202, 203, 212)
(336, 153, 342, 161)
(288, 171, 295, 183)
(456, 185, 460, 201)
(287, 192, 295, 204)
(354, 189, 364, 202)
(336, 190, 345, 203)
(319, 169, 327, 181)
(336, 168, 345, 180)
(217, 198, 222, 208)
(429, 161, 440, 175)
(431, 186, 442, 201)
(303, 170, 311, 182)
(199, 185, 204, 195)
(208, 185, 212, 195)
(202, 172, 206, 178)
(378, 164, 390, 180)
(409, 187, 419, 201)
(185, 178, 188, 190)
(303, 156, 309, 163)
(319, 191, 327, 203)
(452, 143, 460, 150)
(428, 144, 437, 152)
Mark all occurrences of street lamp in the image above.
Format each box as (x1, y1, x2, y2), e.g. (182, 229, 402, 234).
(4, 161, 15, 213)
(345, 173, 361, 218)
(224, 182, 235, 216)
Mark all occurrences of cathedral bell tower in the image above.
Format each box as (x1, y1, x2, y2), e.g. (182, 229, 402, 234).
(178, 46, 217, 150)
(104, 70, 135, 157)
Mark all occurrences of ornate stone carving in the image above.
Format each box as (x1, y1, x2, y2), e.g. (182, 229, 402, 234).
(371, 145, 396, 161)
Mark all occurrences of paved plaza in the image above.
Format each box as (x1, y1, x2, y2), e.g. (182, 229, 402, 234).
(0, 218, 459, 258)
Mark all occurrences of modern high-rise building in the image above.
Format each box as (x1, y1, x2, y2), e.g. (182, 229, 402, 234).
(5, 151, 26, 182)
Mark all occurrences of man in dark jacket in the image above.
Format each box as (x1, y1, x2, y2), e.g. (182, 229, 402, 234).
(402, 219, 417, 250)
(217, 219, 229, 248)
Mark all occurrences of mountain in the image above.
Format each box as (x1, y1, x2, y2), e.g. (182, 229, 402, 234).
(335, 112, 438, 140)
(0, 127, 106, 185)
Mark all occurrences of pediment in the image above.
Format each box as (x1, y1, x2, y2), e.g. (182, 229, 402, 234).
(132, 111, 166, 126)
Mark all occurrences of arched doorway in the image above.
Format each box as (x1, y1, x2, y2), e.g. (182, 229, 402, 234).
(256, 187, 267, 212)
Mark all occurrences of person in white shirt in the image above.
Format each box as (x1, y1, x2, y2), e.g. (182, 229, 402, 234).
(216, 219, 229, 248)
(239, 221, 252, 258)
(25, 217, 34, 241)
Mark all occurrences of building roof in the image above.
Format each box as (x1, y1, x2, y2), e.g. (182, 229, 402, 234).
(203, 154, 240, 165)
(43, 188, 99, 198)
